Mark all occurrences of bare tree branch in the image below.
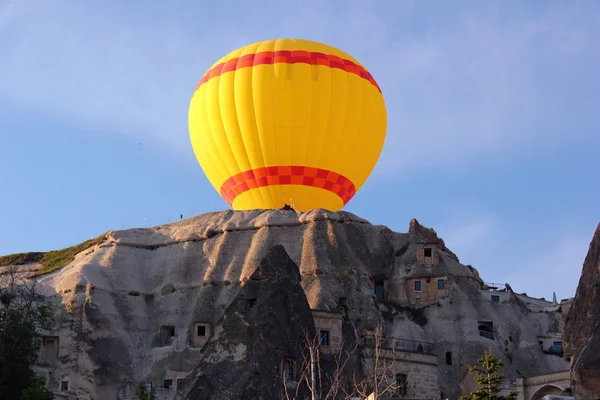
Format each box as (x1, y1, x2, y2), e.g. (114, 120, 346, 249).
(280, 323, 406, 400)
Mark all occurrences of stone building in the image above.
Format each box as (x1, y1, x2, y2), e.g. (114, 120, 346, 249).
(312, 310, 344, 352)
(516, 370, 571, 400)
(360, 329, 439, 399)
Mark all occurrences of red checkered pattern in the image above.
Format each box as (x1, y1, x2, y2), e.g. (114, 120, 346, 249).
(219, 166, 357, 206)
(196, 50, 381, 93)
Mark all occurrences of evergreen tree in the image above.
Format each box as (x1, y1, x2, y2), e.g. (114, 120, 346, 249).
(0, 269, 53, 400)
(20, 375, 54, 400)
(460, 347, 518, 400)
(136, 383, 157, 400)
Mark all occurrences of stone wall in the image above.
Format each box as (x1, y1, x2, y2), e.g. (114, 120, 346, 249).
(312, 310, 343, 353)
(362, 348, 439, 399)
(405, 276, 451, 306)
(515, 370, 570, 400)
(416, 244, 440, 267)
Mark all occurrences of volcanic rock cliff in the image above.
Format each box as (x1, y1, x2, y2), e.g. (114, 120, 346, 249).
(5, 209, 570, 399)
(179, 245, 315, 400)
(563, 223, 600, 397)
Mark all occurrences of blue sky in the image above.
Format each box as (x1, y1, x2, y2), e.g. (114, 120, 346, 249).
(1, 0, 598, 301)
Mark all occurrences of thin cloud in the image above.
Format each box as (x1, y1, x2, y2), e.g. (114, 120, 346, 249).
(436, 213, 499, 271)
(1, 1, 598, 171)
(505, 233, 592, 301)
(440, 218, 496, 254)
(0, 1, 216, 152)
(437, 212, 593, 300)
(371, 4, 600, 176)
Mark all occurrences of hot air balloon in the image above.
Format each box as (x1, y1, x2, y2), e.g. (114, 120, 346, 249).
(188, 38, 387, 212)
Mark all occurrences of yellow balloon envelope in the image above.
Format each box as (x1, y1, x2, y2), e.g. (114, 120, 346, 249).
(188, 38, 387, 211)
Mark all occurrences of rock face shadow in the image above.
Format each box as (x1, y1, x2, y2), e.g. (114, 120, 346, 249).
(179, 245, 316, 400)
(564, 223, 600, 397)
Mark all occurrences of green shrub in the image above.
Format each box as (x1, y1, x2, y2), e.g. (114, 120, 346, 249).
(0, 233, 107, 276)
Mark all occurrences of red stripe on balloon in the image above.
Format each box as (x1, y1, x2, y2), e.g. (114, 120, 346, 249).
(219, 166, 357, 206)
(196, 50, 381, 93)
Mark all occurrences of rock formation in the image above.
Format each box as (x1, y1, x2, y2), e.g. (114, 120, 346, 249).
(563, 222, 600, 397)
(1, 209, 570, 399)
(179, 245, 315, 400)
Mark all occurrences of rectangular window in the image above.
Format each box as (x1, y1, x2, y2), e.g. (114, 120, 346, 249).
(396, 374, 408, 395)
(282, 359, 294, 381)
(164, 379, 173, 389)
(424, 247, 432, 258)
(374, 280, 385, 299)
(539, 340, 544, 350)
(161, 325, 175, 337)
(197, 325, 206, 337)
(491, 295, 500, 303)
(61, 381, 69, 391)
(247, 298, 257, 309)
(437, 279, 445, 290)
(446, 351, 453, 365)
(553, 341, 563, 353)
(319, 330, 330, 346)
(414, 281, 422, 292)
(160, 325, 176, 346)
(478, 321, 494, 340)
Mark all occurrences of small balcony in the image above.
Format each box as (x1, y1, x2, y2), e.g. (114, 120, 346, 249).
(360, 335, 435, 355)
(540, 341, 564, 357)
(482, 282, 507, 292)
(542, 348, 564, 357)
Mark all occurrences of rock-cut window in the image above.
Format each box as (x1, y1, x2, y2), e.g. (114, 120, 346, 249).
(319, 330, 330, 346)
(197, 325, 206, 337)
(281, 359, 295, 381)
(553, 341, 563, 354)
(247, 298, 257, 309)
(446, 351, 453, 365)
(396, 374, 408, 395)
(161, 325, 175, 337)
(374, 280, 385, 299)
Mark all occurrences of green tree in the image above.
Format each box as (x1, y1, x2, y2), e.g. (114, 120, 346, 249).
(136, 383, 157, 400)
(20, 375, 54, 400)
(0, 267, 54, 400)
(460, 347, 517, 400)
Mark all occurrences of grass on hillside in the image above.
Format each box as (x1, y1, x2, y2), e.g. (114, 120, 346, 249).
(0, 233, 107, 276)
